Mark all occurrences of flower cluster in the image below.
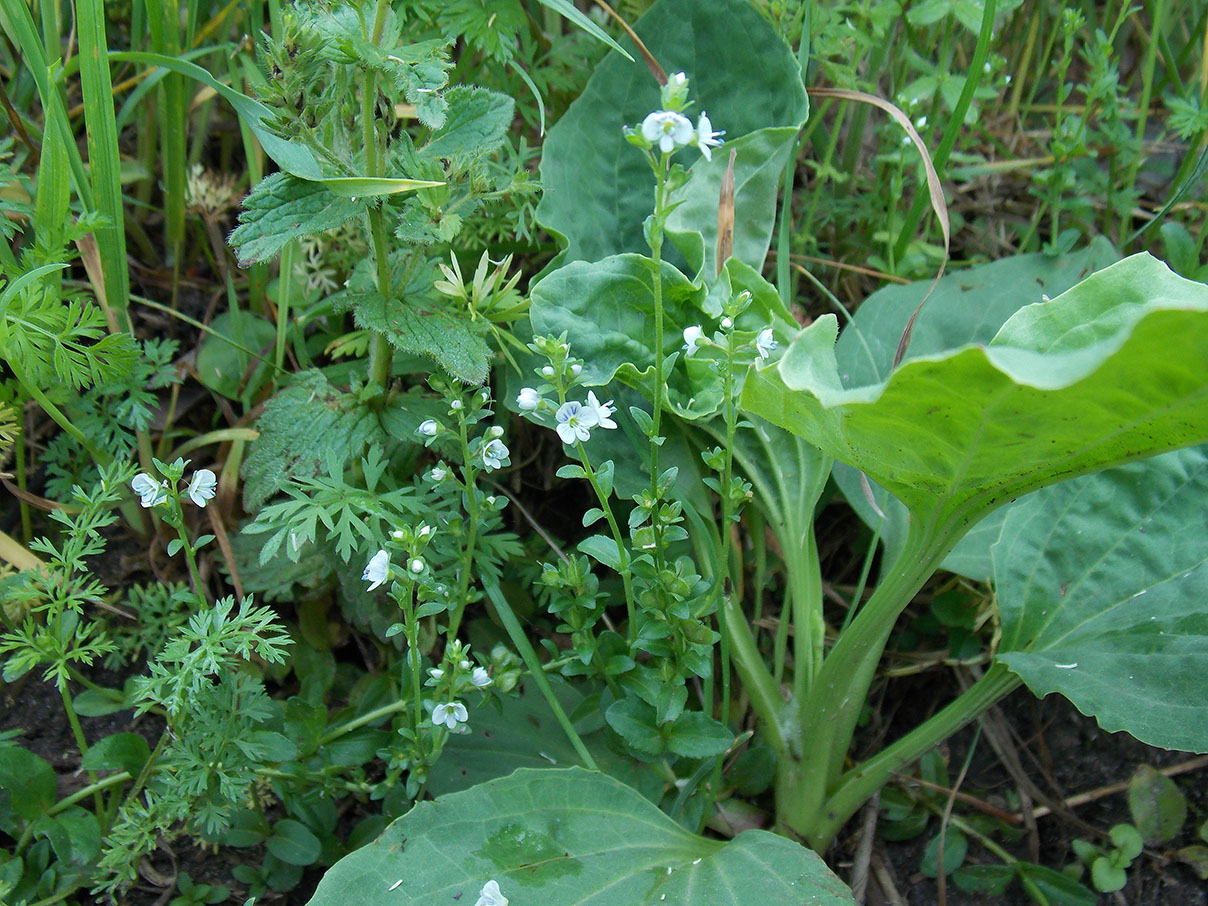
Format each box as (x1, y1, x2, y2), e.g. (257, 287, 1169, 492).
(682, 323, 778, 361)
(623, 71, 724, 160)
(415, 384, 511, 474)
(131, 463, 217, 509)
(515, 336, 618, 445)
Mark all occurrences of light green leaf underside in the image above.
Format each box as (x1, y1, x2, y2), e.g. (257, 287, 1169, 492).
(993, 445, 1208, 753)
(536, 0, 807, 265)
(743, 254, 1208, 535)
(305, 768, 854, 906)
(829, 240, 1120, 579)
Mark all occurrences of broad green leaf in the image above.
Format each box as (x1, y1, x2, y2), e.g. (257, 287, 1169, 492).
(578, 534, 622, 571)
(428, 680, 638, 797)
(605, 698, 665, 757)
(229, 173, 364, 266)
(993, 445, 1208, 753)
(71, 687, 129, 717)
(665, 711, 733, 758)
(920, 827, 967, 877)
(347, 289, 491, 386)
(267, 818, 322, 866)
(743, 255, 1208, 549)
(420, 86, 514, 161)
(305, 767, 854, 906)
(196, 310, 276, 402)
(111, 52, 442, 197)
(536, 0, 808, 265)
(829, 239, 1119, 579)
(1128, 766, 1187, 844)
(0, 747, 55, 820)
(31, 807, 101, 866)
(79, 732, 149, 776)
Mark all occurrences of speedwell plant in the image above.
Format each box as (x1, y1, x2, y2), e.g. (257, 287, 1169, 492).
(307, 2, 1208, 905)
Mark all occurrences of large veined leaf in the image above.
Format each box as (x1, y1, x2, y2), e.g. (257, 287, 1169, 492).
(305, 768, 854, 906)
(829, 239, 1120, 579)
(742, 254, 1208, 546)
(536, 0, 807, 266)
(993, 445, 1208, 753)
(530, 256, 796, 420)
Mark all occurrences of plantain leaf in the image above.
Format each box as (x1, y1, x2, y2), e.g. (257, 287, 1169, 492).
(536, 0, 807, 266)
(743, 254, 1208, 551)
(305, 767, 854, 906)
(993, 445, 1208, 753)
(828, 239, 1120, 579)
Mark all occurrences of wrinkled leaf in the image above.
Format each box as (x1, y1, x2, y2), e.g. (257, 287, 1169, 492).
(421, 86, 514, 161)
(305, 768, 854, 906)
(229, 173, 364, 266)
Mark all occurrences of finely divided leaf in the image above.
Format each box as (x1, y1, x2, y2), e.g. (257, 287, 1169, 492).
(305, 768, 854, 906)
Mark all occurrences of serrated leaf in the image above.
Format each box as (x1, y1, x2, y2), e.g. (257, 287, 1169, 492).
(229, 173, 364, 266)
(993, 446, 1208, 753)
(536, 0, 807, 265)
(348, 290, 490, 385)
(421, 86, 514, 161)
(305, 768, 853, 906)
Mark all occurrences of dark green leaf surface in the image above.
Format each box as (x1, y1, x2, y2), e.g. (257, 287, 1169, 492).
(993, 445, 1208, 753)
(350, 290, 490, 386)
(828, 240, 1119, 578)
(536, 0, 807, 265)
(420, 86, 514, 161)
(305, 768, 854, 906)
(229, 173, 364, 266)
(744, 255, 1208, 540)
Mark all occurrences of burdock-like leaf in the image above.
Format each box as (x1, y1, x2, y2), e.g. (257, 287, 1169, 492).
(993, 445, 1208, 753)
(743, 254, 1208, 542)
(305, 768, 854, 906)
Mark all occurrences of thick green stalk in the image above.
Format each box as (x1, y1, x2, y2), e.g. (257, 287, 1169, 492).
(776, 512, 963, 844)
(808, 662, 1020, 849)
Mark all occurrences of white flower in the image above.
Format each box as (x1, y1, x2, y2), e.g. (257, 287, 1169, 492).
(517, 387, 541, 411)
(755, 328, 778, 360)
(409, 558, 425, 574)
(695, 111, 724, 160)
(471, 666, 492, 687)
(487, 425, 504, 439)
(432, 701, 468, 730)
(429, 667, 444, 680)
(682, 325, 705, 355)
(417, 524, 433, 538)
(475, 880, 508, 906)
(585, 391, 617, 430)
(428, 465, 448, 482)
(555, 401, 598, 444)
(570, 363, 582, 376)
(417, 419, 439, 437)
(186, 469, 217, 507)
(541, 365, 555, 378)
(641, 110, 694, 153)
(131, 473, 168, 508)
(363, 550, 390, 591)
(721, 316, 733, 329)
(481, 438, 509, 472)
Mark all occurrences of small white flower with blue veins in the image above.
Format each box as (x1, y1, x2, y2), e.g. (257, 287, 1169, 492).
(682, 325, 705, 355)
(187, 469, 217, 507)
(695, 111, 724, 160)
(481, 438, 509, 472)
(131, 473, 168, 508)
(432, 701, 468, 729)
(555, 401, 598, 444)
(471, 666, 492, 687)
(641, 110, 693, 152)
(755, 328, 778, 360)
(363, 550, 390, 591)
(585, 392, 617, 430)
(475, 880, 508, 906)
(516, 387, 541, 411)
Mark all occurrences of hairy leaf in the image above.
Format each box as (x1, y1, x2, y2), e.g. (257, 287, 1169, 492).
(229, 173, 364, 266)
(420, 86, 515, 161)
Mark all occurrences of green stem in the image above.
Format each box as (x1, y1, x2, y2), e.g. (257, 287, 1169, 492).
(9, 361, 108, 464)
(47, 771, 132, 817)
(319, 701, 407, 745)
(482, 579, 599, 771)
(58, 683, 103, 816)
(810, 662, 1020, 849)
(648, 153, 669, 574)
(446, 424, 482, 639)
(574, 441, 636, 630)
